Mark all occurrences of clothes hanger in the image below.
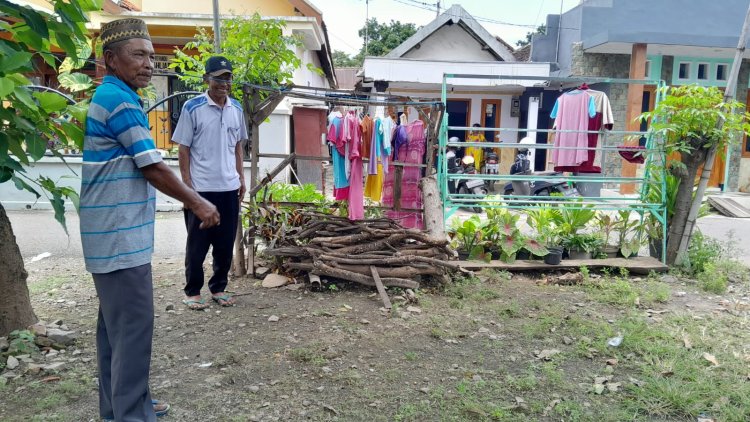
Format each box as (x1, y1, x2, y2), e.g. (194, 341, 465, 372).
(579, 83, 589, 90)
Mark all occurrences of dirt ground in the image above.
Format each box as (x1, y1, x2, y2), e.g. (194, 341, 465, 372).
(2, 255, 750, 422)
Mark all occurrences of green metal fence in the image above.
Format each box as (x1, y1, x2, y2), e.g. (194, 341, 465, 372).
(438, 73, 669, 262)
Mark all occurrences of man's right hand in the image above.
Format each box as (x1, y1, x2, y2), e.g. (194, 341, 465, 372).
(191, 198, 220, 229)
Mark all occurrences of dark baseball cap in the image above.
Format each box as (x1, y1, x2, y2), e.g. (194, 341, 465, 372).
(205, 56, 233, 76)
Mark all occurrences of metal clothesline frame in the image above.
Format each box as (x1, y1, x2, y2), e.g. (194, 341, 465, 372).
(439, 73, 669, 262)
(239, 81, 445, 210)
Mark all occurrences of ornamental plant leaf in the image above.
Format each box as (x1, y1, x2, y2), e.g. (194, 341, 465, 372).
(524, 238, 549, 257)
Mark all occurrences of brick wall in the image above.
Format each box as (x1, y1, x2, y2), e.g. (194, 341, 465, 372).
(569, 43, 631, 179)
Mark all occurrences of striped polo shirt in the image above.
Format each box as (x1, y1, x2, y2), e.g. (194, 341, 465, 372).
(80, 75, 163, 274)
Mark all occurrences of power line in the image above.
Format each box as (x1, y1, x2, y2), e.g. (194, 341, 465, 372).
(390, 0, 580, 31)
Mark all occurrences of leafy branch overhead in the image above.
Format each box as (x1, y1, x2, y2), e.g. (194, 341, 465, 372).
(0, 0, 102, 230)
(169, 13, 320, 98)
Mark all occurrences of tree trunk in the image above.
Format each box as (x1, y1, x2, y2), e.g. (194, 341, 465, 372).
(420, 175, 445, 240)
(666, 149, 706, 264)
(0, 203, 37, 336)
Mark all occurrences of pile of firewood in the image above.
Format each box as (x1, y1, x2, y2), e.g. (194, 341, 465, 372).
(260, 211, 459, 292)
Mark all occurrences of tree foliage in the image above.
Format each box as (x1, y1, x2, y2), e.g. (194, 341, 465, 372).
(516, 24, 546, 47)
(358, 18, 417, 58)
(329, 19, 418, 68)
(332, 50, 359, 68)
(640, 84, 750, 264)
(0, 0, 101, 229)
(170, 13, 316, 97)
(643, 85, 750, 157)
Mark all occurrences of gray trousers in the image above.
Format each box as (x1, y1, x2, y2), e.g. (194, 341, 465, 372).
(93, 263, 156, 422)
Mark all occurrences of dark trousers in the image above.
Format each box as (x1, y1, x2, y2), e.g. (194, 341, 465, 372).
(183, 189, 239, 297)
(94, 263, 156, 422)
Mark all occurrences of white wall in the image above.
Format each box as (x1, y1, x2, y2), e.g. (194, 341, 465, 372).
(0, 157, 256, 211)
(739, 157, 750, 191)
(258, 107, 292, 183)
(293, 46, 329, 88)
(402, 24, 498, 62)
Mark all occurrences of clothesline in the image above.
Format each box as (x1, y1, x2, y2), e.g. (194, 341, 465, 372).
(242, 82, 445, 108)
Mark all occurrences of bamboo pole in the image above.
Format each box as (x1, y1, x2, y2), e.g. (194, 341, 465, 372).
(674, 2, 750, 266)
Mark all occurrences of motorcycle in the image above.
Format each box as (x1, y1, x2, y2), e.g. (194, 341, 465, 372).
(481, 151, 500, 192)
(447, 150, 488, 213)
(503, 149, 580, 199)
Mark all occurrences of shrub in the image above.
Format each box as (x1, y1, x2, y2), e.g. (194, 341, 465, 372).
(687, 231, 723, 275)
(698, 262, 729, 294)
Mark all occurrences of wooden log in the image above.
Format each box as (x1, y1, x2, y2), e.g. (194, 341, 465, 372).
(368, 228, 449, 246)
(313, 261, 419, 289)
(318, 253, 459, 269)
(397, 248, 443, 257)
(309, 232, 384, 245)
(263, 246, 307, 257)
(420, 175, 445, 240)
(334, 234, 409, 255)
(335, 263, 442, 278)
(285, 262, 314, 271)
(393, 166, 404, 210)
(370, 266, 392, 310)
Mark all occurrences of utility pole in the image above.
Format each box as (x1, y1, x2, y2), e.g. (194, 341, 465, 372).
(435, 1, 440, 18)
(674, 1, 750, 265)
(364, 0, 369, 56)
(212, 0, 222, 53)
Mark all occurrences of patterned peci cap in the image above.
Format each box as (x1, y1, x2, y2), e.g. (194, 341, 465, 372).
(100, 18, 151, 50)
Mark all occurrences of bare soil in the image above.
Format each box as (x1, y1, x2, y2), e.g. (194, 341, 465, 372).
(1, 256, 749, 422)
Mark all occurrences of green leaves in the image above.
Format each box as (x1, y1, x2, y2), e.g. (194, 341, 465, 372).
(3, 51, 34, 73)
(25, 133, 48, 161)
(1, 0, 96, 235)
(58, 72, 94, 93)
(33, 91, 69, 113)
(0, 77, 14, 98)
(640, 84, 750, 155)
(170, 13, 306, 98)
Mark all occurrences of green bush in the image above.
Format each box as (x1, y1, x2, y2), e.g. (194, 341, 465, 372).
(687, 231, 724, 274)
(698, 262, 729, 294)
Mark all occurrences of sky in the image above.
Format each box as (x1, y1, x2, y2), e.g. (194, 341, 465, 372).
(311, 0, 582, 55)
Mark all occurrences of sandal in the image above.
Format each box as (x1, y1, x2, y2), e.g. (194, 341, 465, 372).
(182, 298, 208, 310)
(211, 293, 235, 307)
(152, 399, 170, 417)
(101, 399, 170, 420)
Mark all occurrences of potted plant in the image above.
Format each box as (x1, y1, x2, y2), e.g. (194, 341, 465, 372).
(553, 204, 597, 239)
(447, 216, 491, 262)
(562, 232, 604, 260)
(595, 213, 620, 258)
(526, 206, 563, 265)
(521, 235, 550, 261)
(614, 209, 643, 258)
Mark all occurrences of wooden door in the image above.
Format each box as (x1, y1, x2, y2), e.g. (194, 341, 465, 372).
(480, 99, 501, 143)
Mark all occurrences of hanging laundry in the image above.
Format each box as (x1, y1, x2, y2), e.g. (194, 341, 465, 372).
(381, 115, 396, 159)
(554, 88, 613, 173)
(392, 124, 408, 161)
(327, 111, 349, 200)
(364, 118, 384, 201)
(361, 114, 373, 159)
(346, 110, 365, 220)
(550, 90, 596, 167)
(382, 120, 425, 229)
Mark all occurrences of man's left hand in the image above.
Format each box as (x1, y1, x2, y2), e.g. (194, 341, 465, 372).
(238, 179, 246, 204)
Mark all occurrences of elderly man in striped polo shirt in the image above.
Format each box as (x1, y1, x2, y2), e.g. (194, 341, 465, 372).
(80, 18, 219, 421)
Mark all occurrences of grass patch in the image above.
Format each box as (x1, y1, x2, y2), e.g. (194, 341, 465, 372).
(287, 344, 327, 366)
(600, 314, 750, 421)
(28, 276, 70, 295)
